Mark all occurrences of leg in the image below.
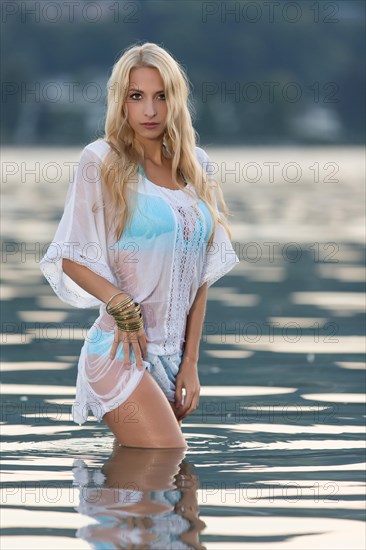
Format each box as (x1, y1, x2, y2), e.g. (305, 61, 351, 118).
(102, 446, 186, 489)
(169, 400, 183, 427)
(102, 369, 187, 449)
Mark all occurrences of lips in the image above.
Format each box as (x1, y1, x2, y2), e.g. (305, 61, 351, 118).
(142, 123, 158, 127)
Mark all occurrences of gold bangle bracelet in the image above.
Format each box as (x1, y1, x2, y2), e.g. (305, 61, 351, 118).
(106, 291, 130, 309)
(106, 295, 133, 314)
(107, 298, 133, 314)
(111, 302, 141, 315)
(116, 314, 142, 323)
(116, 323, 144, 332)
(112, 306, 141, 319)
(116, 317, 144, 328)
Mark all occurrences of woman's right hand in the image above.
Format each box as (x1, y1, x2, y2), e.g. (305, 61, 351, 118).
(107, 293, 148, 370)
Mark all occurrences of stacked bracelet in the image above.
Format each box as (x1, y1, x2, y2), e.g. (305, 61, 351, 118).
(106, 292, 144, 333)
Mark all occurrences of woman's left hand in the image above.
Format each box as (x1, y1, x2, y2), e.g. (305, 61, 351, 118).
(174, 357, 200, 421)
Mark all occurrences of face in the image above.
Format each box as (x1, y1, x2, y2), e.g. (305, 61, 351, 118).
(125, 66, 168, 145)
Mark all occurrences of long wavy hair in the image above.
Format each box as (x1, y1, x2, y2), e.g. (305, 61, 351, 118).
(100, 41, 233, 249)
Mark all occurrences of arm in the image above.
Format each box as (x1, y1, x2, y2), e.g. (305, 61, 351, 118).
(183, 282, 208, 362)
(63, 258, 148, 366)
(62, 258, 128, 307)
(174, 283, 208, 421)
(39, 145, 122, 309)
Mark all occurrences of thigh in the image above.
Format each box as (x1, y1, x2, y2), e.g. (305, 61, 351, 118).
(102, 369, 187, 449)
(169, 400, 183, 427)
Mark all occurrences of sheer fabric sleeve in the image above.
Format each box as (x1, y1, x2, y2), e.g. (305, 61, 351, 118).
(197, 147, 240, 289)
(39, 145, 118, 308)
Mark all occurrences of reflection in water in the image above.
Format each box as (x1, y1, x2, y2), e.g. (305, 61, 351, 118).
(1, 147, 365, 549)
(72, 443, 206, 549)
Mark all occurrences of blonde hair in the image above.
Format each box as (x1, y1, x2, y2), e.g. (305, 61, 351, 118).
(100, 41, 233, 249)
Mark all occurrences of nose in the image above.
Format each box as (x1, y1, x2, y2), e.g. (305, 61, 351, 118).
(144, 97, 156, 118)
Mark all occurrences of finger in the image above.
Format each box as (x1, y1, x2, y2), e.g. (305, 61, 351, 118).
(170, 401, 181, 419)
(128, 329, 139, 346)
(109, 327, 119, 359)
(179, 392, 199, 420)
(175, 382, 183, 408)
(140, 332, 148, 360)
(136, 329, 148, 362)
(122, 332, 131, 369)
(132, 342, 144, 370)
(110, 340, 118, 360)
(178, 392, 194, 418)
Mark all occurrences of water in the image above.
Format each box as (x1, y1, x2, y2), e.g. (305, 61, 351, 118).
(1, 146, 365, 549)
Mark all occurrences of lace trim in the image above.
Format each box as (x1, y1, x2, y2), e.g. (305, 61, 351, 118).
(39, 247, 118, 309)
(164, 203, 205, 354)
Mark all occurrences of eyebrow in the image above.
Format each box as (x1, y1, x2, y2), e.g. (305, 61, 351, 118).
(128, 88, 165, 94)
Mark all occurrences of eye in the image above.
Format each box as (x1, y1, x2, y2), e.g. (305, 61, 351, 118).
(128, 92, 166, 100)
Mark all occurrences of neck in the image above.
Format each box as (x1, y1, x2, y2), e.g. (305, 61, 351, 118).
(142, 143, 171, 167)
(136, 139, 170, 165)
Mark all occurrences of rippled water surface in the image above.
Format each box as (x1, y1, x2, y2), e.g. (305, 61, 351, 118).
(1, 147, 365, 549)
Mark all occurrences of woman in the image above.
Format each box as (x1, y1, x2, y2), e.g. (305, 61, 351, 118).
(39, 42, 240, 449)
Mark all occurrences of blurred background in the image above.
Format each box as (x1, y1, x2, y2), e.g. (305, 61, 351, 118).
(1, 0, 365, 146)
(1, 1, 365, 549)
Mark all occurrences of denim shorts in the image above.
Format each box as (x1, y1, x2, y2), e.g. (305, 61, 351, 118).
(130, 348, 184, 404)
